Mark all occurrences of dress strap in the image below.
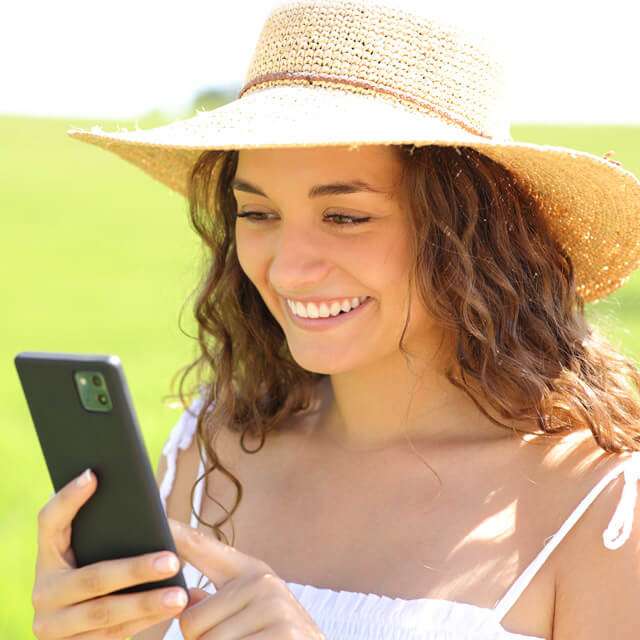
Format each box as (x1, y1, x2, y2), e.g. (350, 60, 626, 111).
(158, 390, 211, 524)
(493, 451, 640, 623)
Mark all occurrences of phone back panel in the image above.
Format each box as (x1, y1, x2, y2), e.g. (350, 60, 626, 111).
(15, 351, 187, 594)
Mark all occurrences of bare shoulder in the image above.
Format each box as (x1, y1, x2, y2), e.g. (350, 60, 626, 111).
(549, 435, 640, 639)
(131, 412, 205, 640)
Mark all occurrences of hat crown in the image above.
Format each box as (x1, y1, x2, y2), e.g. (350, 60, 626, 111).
(240, 0, 512, 140)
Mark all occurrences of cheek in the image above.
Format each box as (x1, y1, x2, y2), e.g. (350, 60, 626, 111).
(366, 230, 434, 333)
(364, 230, 412, 297)
(235, 228, 269, 283)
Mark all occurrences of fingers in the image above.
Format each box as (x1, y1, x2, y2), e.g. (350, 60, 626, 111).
(71, 612, 177, 640)
(39, 550, 184, 610)
(180, 598, 264, 640)
(184, 588, 209, 610)
(36, 469, 97, 572)
(31, 468, 194, 639)
(32, 586, 187, 639)
(167, 517, 274, 588)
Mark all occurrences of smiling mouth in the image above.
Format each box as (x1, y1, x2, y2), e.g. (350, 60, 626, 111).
(287, 296, 372, 319)
(284, 295, 374, 328)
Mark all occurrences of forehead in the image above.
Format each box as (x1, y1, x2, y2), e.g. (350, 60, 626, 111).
(234, 145, 403, 194)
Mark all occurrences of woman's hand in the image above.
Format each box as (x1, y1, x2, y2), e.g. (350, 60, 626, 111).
(31, 469, 189, 639)
(168, 518, 326, 639)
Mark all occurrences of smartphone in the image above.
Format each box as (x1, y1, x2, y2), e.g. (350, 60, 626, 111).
(14, 351, 187, 595)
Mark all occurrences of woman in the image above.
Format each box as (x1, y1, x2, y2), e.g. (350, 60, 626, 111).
(34, 1, 640, 639)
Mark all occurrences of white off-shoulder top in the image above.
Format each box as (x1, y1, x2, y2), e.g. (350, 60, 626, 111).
(158, 395, 640, 639)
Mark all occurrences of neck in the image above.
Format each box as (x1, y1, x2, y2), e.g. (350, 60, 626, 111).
(310, 341, 527, 452)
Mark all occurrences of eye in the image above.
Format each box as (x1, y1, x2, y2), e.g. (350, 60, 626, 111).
(326, 213, 370, 225)
(234, 211, 371, 226)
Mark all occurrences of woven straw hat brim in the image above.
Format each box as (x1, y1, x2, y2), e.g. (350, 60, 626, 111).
(67, 83, 640, 303)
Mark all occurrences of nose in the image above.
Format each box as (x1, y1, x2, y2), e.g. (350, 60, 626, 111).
(268, 222, 334, 293)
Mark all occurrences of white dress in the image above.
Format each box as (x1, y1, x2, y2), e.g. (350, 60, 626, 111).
(158, 395, 640, 639)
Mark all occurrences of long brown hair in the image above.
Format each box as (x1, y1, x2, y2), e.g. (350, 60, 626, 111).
(167, 144, 640, 571)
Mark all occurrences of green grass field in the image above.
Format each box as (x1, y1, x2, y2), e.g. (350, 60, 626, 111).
(2, 114, 639, 637)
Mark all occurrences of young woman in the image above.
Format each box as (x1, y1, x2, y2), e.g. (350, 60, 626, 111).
(34, 1, 640, 639)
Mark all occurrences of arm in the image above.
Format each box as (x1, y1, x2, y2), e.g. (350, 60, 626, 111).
(553, 468, 640, 639)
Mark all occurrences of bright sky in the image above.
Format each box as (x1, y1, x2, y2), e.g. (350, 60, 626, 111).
(2, 0, 638, 123)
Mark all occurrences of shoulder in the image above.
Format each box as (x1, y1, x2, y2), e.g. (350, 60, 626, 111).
(155, 395, 243, 524)
(552, 440, 640, 639)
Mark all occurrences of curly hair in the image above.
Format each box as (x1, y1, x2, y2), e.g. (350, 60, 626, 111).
(166, 144, 640, 590)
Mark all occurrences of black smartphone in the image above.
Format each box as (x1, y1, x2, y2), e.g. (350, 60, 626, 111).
(14, 351, 187, 595)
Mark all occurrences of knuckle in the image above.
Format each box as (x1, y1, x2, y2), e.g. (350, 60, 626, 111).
(257, 571, 286, 592)
(36, 504, 52, 532)
(32, 614, 48, 639)
(80, 569, 104, 595)
(32, 575, 56, 610)
(271, 622, 297, 639)
(79, 567, 104, 595)
(103, 620, 128, 638)
(139, 590, 159, 615)
(129, 556, 152, 583)
(264, 594, 292, 619)
(257, 560, 274, 574)
(31, 585, 45, 610)
(86, 600, 110, 626)
(257, 571, 277, 584)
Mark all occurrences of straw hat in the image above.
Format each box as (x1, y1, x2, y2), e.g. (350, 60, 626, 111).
(67, 0, 640, 303)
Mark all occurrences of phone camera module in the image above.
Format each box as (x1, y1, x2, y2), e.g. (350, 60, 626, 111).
(74, 370, 112, 412)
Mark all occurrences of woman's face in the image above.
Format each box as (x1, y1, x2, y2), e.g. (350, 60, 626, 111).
(232, 145, 438, 374)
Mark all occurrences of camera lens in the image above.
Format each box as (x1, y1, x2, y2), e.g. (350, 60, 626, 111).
(92, 375, 102, 386)
(98, 394, 108, 405)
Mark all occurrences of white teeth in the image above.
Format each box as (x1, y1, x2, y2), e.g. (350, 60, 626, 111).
(287, 295, 369, 319)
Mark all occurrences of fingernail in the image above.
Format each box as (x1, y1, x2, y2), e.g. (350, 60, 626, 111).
(76, 469, 92, 487)
(163, 589, 187, 607)
(154, 554, 179, 573)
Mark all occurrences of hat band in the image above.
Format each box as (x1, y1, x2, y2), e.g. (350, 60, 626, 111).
(238, 71, 492, 139)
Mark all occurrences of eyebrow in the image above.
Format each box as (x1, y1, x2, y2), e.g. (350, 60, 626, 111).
(231, 177, 387, 199)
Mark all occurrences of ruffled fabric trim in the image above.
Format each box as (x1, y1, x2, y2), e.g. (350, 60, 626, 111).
(168, 566, 543, 640)
(158, 388, 211, 516)
(284, 582, 543, 640)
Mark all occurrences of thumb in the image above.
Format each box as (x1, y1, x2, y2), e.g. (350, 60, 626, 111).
(185, 587, 209, 609)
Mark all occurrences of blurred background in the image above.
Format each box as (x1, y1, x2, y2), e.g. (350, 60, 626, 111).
(2, 0, 639, 637)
